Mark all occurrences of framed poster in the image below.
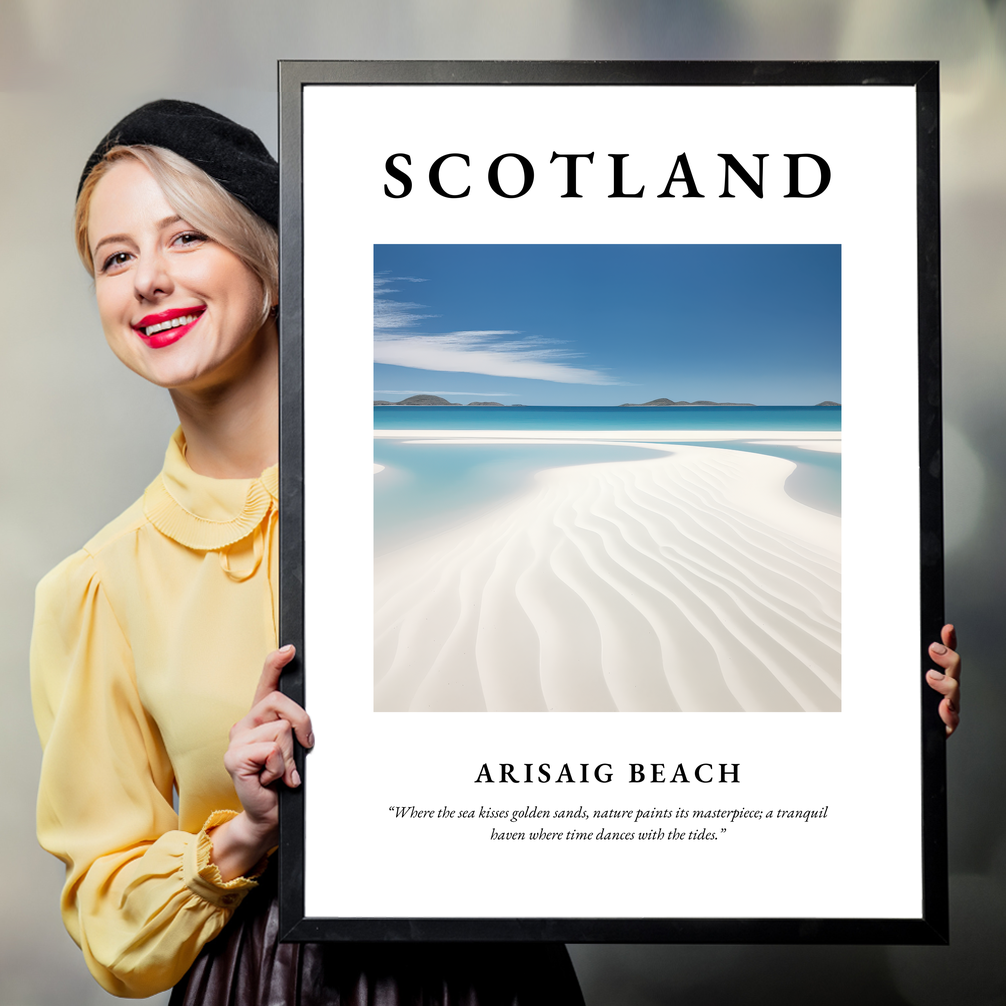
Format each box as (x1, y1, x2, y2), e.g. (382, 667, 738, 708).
(277, 61, 946, 943)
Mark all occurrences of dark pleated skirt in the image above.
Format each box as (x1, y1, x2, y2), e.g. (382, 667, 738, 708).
(169, 869, 584, 1006)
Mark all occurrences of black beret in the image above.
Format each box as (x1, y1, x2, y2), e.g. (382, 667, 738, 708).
(78, 99, 278, 228)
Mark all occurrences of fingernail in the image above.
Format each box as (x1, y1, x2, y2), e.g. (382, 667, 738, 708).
(280, 644, 295, 654)
(306, 732, 315, 748)
(928, 670, 944, 680)
(292, 768, 301, 787)
(931, 643, 947, 655)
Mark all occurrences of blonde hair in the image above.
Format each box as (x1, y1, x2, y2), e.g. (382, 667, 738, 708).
(75, 145, 278, 322)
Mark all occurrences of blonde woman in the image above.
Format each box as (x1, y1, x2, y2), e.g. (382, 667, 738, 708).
(32, 100, 585, 1004)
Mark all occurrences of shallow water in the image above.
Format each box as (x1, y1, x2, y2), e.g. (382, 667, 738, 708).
(374, 441, 657, 554)
(676, 441, 841, 517)
(374, 438, 840, 555)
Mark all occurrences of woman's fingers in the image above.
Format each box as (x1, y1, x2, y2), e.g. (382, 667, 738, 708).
(252, 644, 296, 707)
(924, 678, 960, 736)
(232, 689, 314, 750)
(941, 623, 958, 654)
(218, 646, 309, 847)
(224, 738, 287, 788)
(926, 667, 959, 704)
(928, 628, 961, 685)
(255, 691, 313, 749)
(241, 644, 314, 749)
(230, 719, 302, 788)
(927, 623, 961, 737)
(929, 646, 961, 682)
(258, 742, 289, 787)
(223, 644, 312, 817)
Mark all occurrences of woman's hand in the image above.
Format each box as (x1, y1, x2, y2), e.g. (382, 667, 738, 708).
(209, 645, 314, 881)
(926, 624, 961, 738)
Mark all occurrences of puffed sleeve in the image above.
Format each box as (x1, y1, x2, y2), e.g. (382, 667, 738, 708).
(31, 549, 262, 998)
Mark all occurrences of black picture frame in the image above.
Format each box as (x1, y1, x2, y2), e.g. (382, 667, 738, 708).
(277, 60, 945, 944)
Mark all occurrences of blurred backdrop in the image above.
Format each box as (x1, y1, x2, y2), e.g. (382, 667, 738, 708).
(1, 2, 1003, 1003)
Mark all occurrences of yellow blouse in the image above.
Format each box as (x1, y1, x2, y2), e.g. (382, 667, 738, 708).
(31, 429, 279, 998)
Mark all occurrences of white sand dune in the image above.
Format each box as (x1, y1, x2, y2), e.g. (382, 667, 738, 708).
(374, 444, 840, 713)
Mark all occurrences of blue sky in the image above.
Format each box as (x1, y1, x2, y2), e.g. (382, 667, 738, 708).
(374, 245, 840, 406)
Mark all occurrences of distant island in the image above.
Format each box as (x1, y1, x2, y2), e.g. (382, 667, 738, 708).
(375, 395, 460, 406)
(375, 394, 508, 406)
(619, 398, 756, 407)
(373, 394, 840, 407)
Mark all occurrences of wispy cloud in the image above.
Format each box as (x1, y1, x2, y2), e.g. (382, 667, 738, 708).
(373, 275, 434, 330)
(374, 274, 620, 386)
(374, 332, 620, 384)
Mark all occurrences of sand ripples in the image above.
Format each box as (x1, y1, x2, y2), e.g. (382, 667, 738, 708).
(374, 445, 840, 712)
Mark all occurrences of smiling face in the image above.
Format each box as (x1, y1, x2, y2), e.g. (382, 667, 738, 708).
(87, 158, 272, 393)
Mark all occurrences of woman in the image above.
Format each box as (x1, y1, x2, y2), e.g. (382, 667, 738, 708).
(33, 99, 963, 1003)
(31, 100, 585, 1003)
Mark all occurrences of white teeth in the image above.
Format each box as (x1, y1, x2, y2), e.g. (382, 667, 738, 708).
(142, 313, 199, 337)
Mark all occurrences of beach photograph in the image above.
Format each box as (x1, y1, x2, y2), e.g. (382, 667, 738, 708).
(374, 245, 841, 713)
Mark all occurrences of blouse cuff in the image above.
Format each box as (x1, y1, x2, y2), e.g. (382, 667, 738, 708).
(183, 810, 269, 909)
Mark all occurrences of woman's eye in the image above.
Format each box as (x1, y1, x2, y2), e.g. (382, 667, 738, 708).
(173, 231, 208, 248)
(101, 251, 132, 273)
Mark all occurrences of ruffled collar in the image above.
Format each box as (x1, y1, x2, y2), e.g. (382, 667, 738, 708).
(143, 428, 278, 551)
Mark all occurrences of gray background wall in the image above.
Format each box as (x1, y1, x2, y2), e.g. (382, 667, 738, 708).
(1, 2, 1003, 1003)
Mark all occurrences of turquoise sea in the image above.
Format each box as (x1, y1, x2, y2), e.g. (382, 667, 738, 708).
(375, 404, 841, 432)
(374, 407, 841, 555)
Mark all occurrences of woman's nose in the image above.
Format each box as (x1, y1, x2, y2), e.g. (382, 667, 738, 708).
(133, 249, 173, 302)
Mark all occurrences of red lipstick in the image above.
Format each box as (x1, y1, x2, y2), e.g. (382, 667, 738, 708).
(132, 306, 206, 349)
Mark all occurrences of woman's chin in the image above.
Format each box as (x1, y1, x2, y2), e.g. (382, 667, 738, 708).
(123, 353, 220, 393)
(110, 322, 273, 395)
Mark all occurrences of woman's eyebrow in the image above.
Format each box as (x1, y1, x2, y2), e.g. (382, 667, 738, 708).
(92, 216, 185, 257)
(92, 232, 133, 256)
